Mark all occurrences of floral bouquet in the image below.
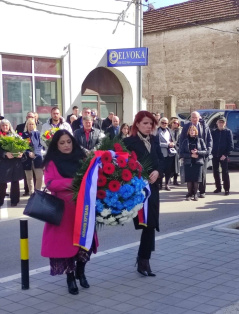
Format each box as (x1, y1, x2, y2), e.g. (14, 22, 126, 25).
(41, 127, 59, 146)
(0, 132, 31, 156)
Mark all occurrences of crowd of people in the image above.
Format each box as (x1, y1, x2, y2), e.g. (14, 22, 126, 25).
(0, 107, 234, 295)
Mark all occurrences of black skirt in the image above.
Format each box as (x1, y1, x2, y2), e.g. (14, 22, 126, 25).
(184, 163, 202, 182)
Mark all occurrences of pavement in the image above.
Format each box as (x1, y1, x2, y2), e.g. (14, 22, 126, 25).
(1, 176, 239, 313)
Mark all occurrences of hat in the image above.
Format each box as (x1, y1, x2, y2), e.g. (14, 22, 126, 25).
(0, 116, 4, 120)
(217, 116, 226, 122)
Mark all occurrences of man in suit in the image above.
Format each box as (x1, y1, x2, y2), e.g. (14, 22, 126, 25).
(105, 116, 120, 140)
(16, 111, 35, 135)
(71, 107, 91, 132)
(73, 116, 101, 155)
(179, 111, 213, 198)
(66, 106, 79, 124)
(102, 112, 114, 132)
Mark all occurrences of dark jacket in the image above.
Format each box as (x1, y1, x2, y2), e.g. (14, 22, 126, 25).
(102, 117, 112, 132)
(15, 122, 26, 135)
(123, 135, 164, 231)
(180, 119, 213, 157)
(180, 137, 207, 165)
(211, 128, 234, 158)
(74, 127, 101, 152)
(71, 117, 83, 133)
(105, 125, 120, 140)
(0, 147, 24, 183)
(22, 131, 43, 170)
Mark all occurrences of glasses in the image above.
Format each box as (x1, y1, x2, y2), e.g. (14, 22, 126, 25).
(161, 122, 168, 125)
(173, 122, 179, 124)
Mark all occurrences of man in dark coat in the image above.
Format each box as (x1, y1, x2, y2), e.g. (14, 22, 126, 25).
(15, 111, 35, 135)
(71, 107, 91, 132)
(66, 106, 79, 124)
(105, 116, 120, 140)
(91, 108, 103, 131)
(102, 112, 114, 132)
(73, 116, 101, 155)
(211, 116, 234, 195)
(179, 111, 213, 198)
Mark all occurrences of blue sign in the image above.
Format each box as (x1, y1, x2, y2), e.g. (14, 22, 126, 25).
(107, 47, 148, 67)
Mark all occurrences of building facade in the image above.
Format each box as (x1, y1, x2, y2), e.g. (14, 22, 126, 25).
(0, 0, 139, 128)
(143, 0, 239, 114)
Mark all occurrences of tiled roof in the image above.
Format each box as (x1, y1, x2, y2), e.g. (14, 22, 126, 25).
(143, 0, 239, 34)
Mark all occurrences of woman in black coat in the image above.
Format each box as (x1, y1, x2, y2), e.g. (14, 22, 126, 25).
(124, 111, 164, 277)
(180, 125, 207, 201)
(0, 119, 24, 206)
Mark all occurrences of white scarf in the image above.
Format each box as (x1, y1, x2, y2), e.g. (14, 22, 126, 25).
(137, 131, 151, 153)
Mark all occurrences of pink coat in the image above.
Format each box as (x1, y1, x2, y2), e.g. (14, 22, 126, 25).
(41, 161, 79, 258)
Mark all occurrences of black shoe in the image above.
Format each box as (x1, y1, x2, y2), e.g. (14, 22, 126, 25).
(11, 203, 18, 207)
(135, 257, 148, 276)
(23, 192, 29, 196)
(5, 193, 9, 197)
(193, 194, 198, 201)
(67, 272, 79, 295)
(146, 260, 156, 277)
(225, 191, 230, 196)
(199, 193, 205, 198)
(75, 261, 90, 288)
(173, 180, 180, 186)
(185, 193, 191, 201)
(214, 189, 221, 193)
(78, 274, 90, 288)
(165, 185, 171, 191)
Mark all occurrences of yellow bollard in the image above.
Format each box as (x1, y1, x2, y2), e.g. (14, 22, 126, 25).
(20, 219, 29, 289)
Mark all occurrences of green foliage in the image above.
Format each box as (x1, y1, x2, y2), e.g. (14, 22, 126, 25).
(0, 135, 31, 154)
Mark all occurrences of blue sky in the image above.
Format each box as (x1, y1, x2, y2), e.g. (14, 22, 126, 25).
(144, 0, 190, 9)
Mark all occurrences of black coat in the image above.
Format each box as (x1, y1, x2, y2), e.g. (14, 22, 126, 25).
(105, 126, 120, 140)
(15, 122, 26, 135)
(102, 117, 112, 132)
(211, 128, 234, 157)
(180, 137, 207, 165)
(0, 147, 24, 183)
(123, 135, 164, 231)
(74, 127, 101, 151)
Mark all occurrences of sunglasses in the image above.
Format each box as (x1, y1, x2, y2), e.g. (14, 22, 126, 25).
(161, 122, 168, 125)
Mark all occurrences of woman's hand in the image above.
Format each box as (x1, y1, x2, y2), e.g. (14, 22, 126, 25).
(191, 153, 198, 158)
(29, 152, 35, 159)
(17, 153, 23, 158)
(149, 170, 159, 184)
(6, 152, 14, 159)
(191, 148, 198, 154)
(168, 142, 174, 148)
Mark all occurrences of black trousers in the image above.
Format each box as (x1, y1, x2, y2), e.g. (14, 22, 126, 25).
(199, 157, 208, 194)
(159, 156, 174, 186)
(0, 181, 20, 205)
(212, 157, 230, 192)
(138, 227, 155, 259)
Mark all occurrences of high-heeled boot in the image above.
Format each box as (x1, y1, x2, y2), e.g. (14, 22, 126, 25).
(135, 257, 148, 276)
(146, 259, 156, 277)
(75, 261, 90, 288)
(66, 272, 79, 295)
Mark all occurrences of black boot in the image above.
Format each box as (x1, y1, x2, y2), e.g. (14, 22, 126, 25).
(135, 257, 148, 276)
(146, 259, 156, 277)
(66, 272, 79, 295)
(75, 261, 90, 288)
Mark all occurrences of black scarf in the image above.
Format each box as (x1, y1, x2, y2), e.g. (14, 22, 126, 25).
(51, 147, 84, 178)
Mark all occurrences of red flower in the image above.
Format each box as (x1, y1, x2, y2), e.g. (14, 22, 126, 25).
(46, 134, 51, 139)
(122, 169, 132, 181)
(103, 163, 115, 175)
(137, 162, 142, 172)
(114, 143, 123, 152)
(97, 175, 107, 187)
(138, 172, 142, 179)
(108, 180, 121, 192)
(101, 151, 112, 164)
(97, 190, 106, 199)
(131, 151, 137, 160)
(0, 132, 6, 136)
(19, 132, 22, 136)
(128, 158, 138, 171)
(117, 156, 127, 168)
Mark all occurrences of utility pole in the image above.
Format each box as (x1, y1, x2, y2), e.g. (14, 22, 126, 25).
(135, 0, 143, 112)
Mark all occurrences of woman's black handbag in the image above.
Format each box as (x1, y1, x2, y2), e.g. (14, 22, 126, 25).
(23, 185, 64, 226)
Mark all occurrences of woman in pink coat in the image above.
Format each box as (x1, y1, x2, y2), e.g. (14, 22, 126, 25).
(41, 129, 94, 295)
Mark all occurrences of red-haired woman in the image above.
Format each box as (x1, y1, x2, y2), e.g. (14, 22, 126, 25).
(123, 110, 164, 277)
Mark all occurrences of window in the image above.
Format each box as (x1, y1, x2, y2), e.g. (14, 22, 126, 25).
(1, 54, 62, 129)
